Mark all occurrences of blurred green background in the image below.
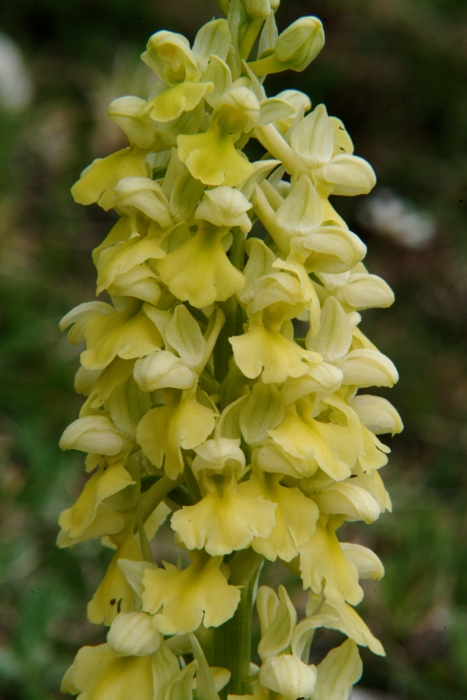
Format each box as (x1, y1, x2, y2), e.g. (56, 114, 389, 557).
(1, 0, 467, 698)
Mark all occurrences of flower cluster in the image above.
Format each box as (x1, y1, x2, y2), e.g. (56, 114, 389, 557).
(59, 1, 402, 698)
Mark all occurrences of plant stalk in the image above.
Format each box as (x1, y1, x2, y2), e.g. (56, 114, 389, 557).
(139, 473, 185, 524)
(214, 550, 264, 697)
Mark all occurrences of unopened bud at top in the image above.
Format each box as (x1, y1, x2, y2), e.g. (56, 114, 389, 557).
(274, 16, 324, 72)
(241, 0, 278, 21)
(248, 15, 324, 75)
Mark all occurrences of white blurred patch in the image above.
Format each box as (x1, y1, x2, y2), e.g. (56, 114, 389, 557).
(359, 188, 436, 249)
(0, 32, 33, 110)
(353, 689, 399, 700)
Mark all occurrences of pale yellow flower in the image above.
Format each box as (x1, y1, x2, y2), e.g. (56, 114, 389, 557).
(269, 399, 362, 482)
(107, 612, 161, 657)
(57, 461, 135, 546)
(60, 300, 165, 372)
(87, 504, 169, 625)
(171, 469, 276, 556)
(298, 596, 384, 656)
(59, 6, 401, 697)
(298, 515, 363, 607)
(289, 104, 376, 196)
(157, 223, 245, 308)
(238, 470, 319, 561)
(170, 438, 275, 555)
(71, 148, 149, 211)
(142, 550, 241, 634)
(313, 640, 362, 700)
(136, 387, 216, 479)
(230, 318, 316, 385)
(178, 88, 259, 186)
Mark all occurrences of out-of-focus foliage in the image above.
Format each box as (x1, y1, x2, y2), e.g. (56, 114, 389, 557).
(1, 0, 467, 698)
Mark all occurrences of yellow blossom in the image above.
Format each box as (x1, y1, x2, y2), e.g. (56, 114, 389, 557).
(142, 31, 201, 84)
(147, 82, 213, 123)
(256, 585, 296, 659)
(136, 387, 216, 479)
(87, 504, 170, 625)
(289, 104, 376, 196)
(171, 439, 277, 555)
(107, 612, 161, 657)
(59, 415, 124, 456)
(312, 640, 362, 700)
(171, 473, 276, 556)
(57, 461, 135, 546)
(71, 148, 149, 211)
(178, 87, 259, 186)
(59, 5, 401, 697)
(238, 470, 319, 561)
(60, 300, 165, 372)
(268, 399, 362, 482)
(157, 223, 245, 308)
(61, 644, 158, 700)
(248, 16, 324, 75)
(298, 515, 363, 607)
(141, 550, 241, 634)
(230, 318, 317, 385)
(108, 96, 158, 150)
(298, 597, 385, 656)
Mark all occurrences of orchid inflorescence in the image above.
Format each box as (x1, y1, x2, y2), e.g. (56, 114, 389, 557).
(58, 1, 402, 698)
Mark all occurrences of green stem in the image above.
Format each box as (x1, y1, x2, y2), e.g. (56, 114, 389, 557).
(230, 228, 246, 339)
(230, 226, 246, 270)
(212, 227, 259, 695)
(219, 361, 246, 412)
(247, 54, 289, 76)
(216, 0, 230, 15)
(229, 549, 264, 587)
(214, 550, 264, 698)
(213, 299, 235, 383)
(185, 463, 202, 504)
(214, 228, 245, 383)
(137, 503, 154, 563)
(139, 473, 185, 524)
(239, 21, 264, 61)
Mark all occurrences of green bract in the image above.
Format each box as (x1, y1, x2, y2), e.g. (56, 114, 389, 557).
(59, 2, 401, 699)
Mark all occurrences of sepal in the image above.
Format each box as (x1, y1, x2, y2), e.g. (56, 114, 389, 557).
(107, 612, 161, 656)
(313, 639, 362, 700)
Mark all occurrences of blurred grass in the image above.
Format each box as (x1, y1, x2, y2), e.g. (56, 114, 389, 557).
(1, 0, 467, 698)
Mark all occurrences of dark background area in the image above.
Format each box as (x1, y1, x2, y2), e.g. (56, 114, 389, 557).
(1, 0, 467, 698)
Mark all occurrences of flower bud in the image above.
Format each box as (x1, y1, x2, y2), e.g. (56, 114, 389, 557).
(241, 0, 273, 21)
(260, 654, 317, 700)
(350, 394, 403, 435)
(195, 187, 253, 232)
(142, 31, 200, 84)
(274, 16, 324, 72)
(108, 96, 157, 150)
(107, 612, 161, 657)
(336, 349, 399, 388)
(192, 438, 246, 476)
(59, 415, 123, 456)
(114, 177, 172, 228)
(134, 351, 196, 392)
(216, 86, 261, 134)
